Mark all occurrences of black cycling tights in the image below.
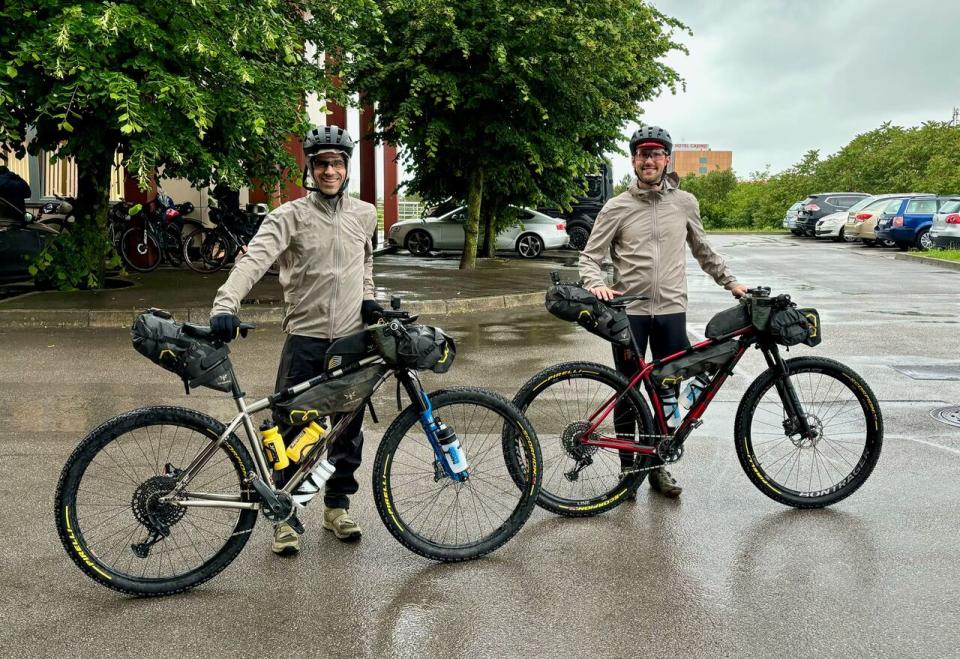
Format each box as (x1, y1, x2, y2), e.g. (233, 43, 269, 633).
(611, 312, 690, 377)
(612, 313, 689, 466)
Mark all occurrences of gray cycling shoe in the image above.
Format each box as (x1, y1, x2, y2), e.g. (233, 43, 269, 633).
(323, 507, 362, 542)
(271, 522, 300, 555)
(648, 467, 682, 498)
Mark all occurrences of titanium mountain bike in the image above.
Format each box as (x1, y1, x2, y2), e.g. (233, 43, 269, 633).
(55, 301, 542, 596)
(512, 282, 882, 517)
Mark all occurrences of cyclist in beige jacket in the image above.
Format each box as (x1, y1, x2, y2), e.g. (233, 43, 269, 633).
(209, 126, 381, 554)
(579, 125, 748, 498)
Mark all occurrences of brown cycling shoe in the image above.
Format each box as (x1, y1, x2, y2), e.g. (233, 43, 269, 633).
(648, 467, 682, 498)
(323, 507, 362, 542)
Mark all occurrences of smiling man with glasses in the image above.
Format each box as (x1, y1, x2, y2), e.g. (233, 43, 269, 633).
(208, 125, 383, 554)
(578, 125, 749, 499)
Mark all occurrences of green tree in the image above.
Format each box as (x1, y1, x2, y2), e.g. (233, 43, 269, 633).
(680, 168, 736, 228)
(613, 172, 634, 196)
(0, 0, 374, 289)
(348, 0, 687, 269)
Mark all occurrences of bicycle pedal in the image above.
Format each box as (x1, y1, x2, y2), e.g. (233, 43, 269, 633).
(287, 515, 305, 535)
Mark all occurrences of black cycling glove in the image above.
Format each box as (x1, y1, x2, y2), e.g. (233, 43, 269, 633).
(210, 314, 242, 342)
(361, 300, 385, 325)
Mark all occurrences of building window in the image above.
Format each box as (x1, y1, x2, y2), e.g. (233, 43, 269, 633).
(699, 167, 707, 174)
(699, 157, 707, 164)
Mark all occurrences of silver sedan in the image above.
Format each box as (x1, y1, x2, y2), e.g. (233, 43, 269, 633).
(387, 206, 569, 258)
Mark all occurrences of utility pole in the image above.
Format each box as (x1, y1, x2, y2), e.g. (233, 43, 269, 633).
(951, 107, 959, 126)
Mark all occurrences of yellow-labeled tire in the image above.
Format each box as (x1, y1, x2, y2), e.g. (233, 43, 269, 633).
(735, 356, 883, 508)
(372, 388, 542, 561)
(54, 406, 258, 596)
(512, 361, 657, 517)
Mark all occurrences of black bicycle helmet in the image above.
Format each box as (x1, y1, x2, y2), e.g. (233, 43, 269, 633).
(302, 125, 353, 197)
(629, 125, 673, 156)
(303, 125, 355, 158)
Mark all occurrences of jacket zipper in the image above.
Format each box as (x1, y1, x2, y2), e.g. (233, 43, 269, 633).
(329, 199, 342, 339)
(651, 195, 660, 316)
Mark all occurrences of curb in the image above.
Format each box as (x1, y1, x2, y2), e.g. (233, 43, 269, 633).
(894, 252, 960, 272)
(0, 291, 545, 330)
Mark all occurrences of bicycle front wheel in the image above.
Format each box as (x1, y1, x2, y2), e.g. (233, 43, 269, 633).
(735, 356, 883, 508)
(54, 407, 258, 596)
(513, 361, 657, 517)
(372, 388, 542, 562)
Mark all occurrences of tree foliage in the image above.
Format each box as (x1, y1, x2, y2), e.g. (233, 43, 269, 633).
(682, 122, 960, 229)
(347, 0, 688, 268)
(0, 0, 375, 289)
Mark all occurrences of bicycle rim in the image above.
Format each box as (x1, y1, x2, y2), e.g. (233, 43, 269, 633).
(375, 390, 540, 561)
(121, 229, 160, 271)
(518, 366, 653, 511)
(57, 409, 255, 591)
(740, 362, 880, 502)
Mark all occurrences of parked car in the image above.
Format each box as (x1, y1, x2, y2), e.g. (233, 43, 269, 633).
(813, 211, 850, 240)
(387, 206, 568, 258)
(0, 198, 57, 283)
(795, 193, 870, 236)
(874, 195, 946, 251)
(842, 194, 925, 246)
(929, 198, 960, 249)
(782, 201, 804, 235)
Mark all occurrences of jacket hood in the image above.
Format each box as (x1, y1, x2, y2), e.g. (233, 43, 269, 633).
(629, 171, 681, 198)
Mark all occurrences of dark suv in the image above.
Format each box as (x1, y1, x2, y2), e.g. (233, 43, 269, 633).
(537, 162, 613, 250)
(795, 192, 870, 236)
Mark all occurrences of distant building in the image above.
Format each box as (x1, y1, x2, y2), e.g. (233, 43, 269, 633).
(669, 143, 732, 177)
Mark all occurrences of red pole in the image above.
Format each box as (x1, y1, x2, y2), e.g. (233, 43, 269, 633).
(383, 143, 399, 233)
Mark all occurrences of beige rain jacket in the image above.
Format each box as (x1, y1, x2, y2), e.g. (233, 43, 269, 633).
(211, 192, 377, 339)
(579, 173, 738, 316)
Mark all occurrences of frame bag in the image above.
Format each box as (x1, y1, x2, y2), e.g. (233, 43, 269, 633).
(652, 341, 739, 388)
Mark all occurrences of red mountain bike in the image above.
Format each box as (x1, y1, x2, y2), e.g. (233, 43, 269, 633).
(513, 284, 883, 517)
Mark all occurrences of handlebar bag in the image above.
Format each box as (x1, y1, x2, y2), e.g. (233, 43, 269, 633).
(768, 306, 815, 347)
(370, 324, 456, 374)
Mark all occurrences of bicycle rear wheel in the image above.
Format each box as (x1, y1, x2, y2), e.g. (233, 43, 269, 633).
(512, 361, 657, 517)
(735, 356, 883, 508)
(54, 407, 258, 596)
(120, 227, 161, 272)
(372, 388, 541, 561)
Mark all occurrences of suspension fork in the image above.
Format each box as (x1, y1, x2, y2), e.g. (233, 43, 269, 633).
(396, 369, 467, 481)
(760, 342, 814, 437)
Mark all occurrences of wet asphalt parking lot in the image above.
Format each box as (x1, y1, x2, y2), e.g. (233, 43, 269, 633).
(1, 235, 958, 657)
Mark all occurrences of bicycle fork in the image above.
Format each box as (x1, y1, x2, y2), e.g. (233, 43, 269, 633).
(761, 343, 815, 439)
(397, 371, 470, 481)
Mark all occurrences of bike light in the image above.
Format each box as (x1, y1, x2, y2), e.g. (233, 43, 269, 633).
(945, 214, 960, 224)
(855, 213, 871, 222)
(893, 216, 904, 227)
(165, 208, 181, 220)
(556, 222, 566, 231)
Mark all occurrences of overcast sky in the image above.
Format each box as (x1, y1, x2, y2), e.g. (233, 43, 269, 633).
(606, 0, 960, 183)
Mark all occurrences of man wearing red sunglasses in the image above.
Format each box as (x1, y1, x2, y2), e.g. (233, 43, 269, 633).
(579, 125, 748, 498)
